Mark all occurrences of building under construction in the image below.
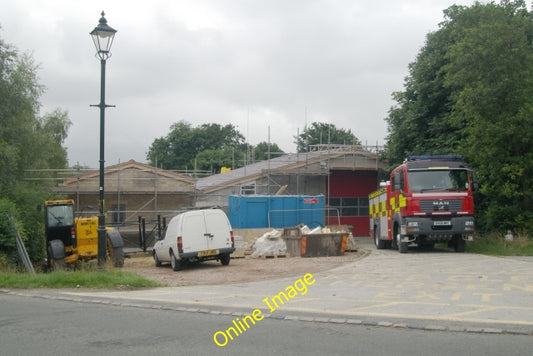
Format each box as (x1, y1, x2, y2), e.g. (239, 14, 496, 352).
(39, 145, 385, 237)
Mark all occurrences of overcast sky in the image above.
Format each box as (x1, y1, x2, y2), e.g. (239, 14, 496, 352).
(1, 0, 478, 168)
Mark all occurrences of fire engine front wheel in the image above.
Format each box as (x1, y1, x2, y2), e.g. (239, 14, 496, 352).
(454, 235, 466, 252)
(397, 234, 409, 253)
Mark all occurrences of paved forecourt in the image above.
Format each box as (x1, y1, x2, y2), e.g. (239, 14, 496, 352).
(6, 238, 533, 332)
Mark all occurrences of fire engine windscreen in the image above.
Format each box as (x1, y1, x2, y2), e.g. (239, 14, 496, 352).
(407, 170, 469, 192)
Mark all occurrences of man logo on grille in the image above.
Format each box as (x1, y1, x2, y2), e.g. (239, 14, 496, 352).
(433, 201, 449, 210)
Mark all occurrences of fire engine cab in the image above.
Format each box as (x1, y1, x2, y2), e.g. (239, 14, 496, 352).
(369, 155, 477, 253)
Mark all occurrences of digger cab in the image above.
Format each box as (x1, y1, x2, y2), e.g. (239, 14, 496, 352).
(44, 200, 78, 267)
(44, 200, 76, 248)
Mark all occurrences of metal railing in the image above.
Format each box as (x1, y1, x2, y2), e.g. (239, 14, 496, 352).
(9, 215, 35, 275)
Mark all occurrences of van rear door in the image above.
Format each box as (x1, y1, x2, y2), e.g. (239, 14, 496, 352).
(204, 209, 232, 251)
(181, 211, 209, 253)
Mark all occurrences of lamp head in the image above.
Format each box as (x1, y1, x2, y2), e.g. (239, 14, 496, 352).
(90, 11, 117, 60)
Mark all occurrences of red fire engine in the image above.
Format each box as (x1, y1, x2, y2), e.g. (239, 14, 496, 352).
(369, 155, 477, 253)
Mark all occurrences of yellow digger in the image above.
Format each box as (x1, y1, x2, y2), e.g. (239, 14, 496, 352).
(44, 199, 124, 268)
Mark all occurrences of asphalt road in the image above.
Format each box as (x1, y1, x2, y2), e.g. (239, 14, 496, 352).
(0, 293, 531, 356)
(1, 237, 532, 355)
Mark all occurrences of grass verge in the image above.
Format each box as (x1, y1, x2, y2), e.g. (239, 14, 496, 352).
(467, 231, 533, 256)
(0, 269, 163, 289)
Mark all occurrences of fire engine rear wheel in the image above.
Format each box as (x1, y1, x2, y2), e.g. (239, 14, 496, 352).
(392, 227, 399, 250)
(374, 226, 387, 249)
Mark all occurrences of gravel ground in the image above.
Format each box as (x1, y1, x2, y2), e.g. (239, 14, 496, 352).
(122, 250, 366, 287)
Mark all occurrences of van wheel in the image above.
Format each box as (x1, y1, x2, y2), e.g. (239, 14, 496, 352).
(153, 251, 162, 267)
(170, 251, 183, 271)
(220, 253, 230, 266)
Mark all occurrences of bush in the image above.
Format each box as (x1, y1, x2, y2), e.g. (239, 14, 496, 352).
(467, 231, 533, 256)
(6, 187, 51, 266)
(0, 198, 24, 268)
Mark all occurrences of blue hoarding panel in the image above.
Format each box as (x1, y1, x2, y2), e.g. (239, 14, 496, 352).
(228, 195, 324, 228)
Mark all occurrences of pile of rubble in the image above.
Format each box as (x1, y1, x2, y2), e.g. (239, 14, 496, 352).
(250, 229, 286, 258)
(246, 225, 356, 258)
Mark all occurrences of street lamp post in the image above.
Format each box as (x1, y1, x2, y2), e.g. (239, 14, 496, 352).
(90, 11, 117, 266)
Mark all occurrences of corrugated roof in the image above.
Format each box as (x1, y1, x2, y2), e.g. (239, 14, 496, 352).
(196, 147, 379, 192)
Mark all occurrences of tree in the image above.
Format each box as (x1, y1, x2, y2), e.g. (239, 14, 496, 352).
(33, 109, 72, 169)
(193, 123, 244, 152)
(0, 40, 42, 194)
(147, 121, 196, 169)
(386, 26, 459, 164)
(253, 141, 285, 161)
(0, 36, 72, 266)
(384, 0, 533, 234)
(295, 122, 361, 152)
(0, 199, 20, 268)
(443, 0, 533, 233)
(148, 121, 289, 170)
(147, 121, 246, 170)
(195, 147, 237, 173)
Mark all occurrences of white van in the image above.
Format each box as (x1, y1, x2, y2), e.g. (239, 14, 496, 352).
(152, 208, 235, 271)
